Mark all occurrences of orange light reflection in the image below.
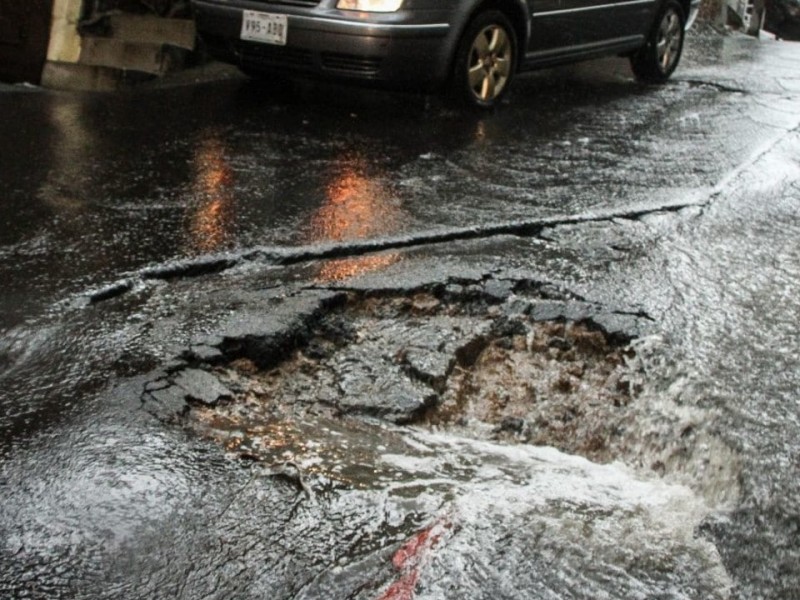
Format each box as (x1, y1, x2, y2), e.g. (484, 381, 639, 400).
(316, 254, 400, 283)
(308, 158, 405, 282)
(187, 135, 235, 254)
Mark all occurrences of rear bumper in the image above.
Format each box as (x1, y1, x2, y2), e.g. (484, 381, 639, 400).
(192, 0, 455, 89)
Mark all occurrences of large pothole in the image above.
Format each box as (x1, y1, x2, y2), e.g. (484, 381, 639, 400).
(141, 279, 739, 506)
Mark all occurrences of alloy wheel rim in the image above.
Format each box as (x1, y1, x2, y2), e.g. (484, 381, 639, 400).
(467, 25, 513, 102)
(656, 10, 682, 72)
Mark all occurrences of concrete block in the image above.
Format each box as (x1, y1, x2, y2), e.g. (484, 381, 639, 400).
(79, 37, 168, 74)
(108, 14, 196, 50)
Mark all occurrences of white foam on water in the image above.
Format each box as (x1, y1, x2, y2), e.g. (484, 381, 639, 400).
(380, 429, 732, 599)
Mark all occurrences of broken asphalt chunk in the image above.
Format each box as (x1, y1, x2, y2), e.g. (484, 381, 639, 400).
(184, 344, 225, 364)
(173, 368, 232, 407)
(144, 384, 189, 421)
(589, 312, 644, 343)
(482, 279, 514, 303)
(213, 291, 346, 367)
(338, 363, 438, 424)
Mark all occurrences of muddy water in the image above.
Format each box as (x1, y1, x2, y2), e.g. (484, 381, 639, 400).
(654, 137, 800, 598)
(543, 131, 800, 596)
(152, 287, 740, 599)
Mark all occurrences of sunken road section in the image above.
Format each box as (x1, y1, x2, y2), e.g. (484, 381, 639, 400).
(141, 277, 738, 503)
(143, 279, 643, 459)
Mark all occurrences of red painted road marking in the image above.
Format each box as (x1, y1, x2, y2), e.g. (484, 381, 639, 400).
(376, 518, 453, 600)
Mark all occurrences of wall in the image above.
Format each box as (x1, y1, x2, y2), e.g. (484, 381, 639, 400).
(0, 0, 56, 83)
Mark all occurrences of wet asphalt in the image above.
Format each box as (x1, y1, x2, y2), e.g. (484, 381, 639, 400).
(1, 27, 800, 599)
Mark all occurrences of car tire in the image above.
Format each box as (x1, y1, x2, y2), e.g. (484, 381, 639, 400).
(452, 11, 517, 109)
(630, 0, 686, 83)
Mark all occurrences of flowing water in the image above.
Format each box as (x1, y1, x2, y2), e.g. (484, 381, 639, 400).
(1, 31, 800, 599)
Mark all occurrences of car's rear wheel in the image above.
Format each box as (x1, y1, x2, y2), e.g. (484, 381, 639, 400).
(630, 0, 686, 83)
(452, 11, 517, 109)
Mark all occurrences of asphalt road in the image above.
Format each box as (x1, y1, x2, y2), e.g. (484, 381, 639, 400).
(0, 27, 796, 332)
(1, 27, 800, 600)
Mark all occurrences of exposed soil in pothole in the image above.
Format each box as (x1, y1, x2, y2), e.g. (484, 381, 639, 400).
(426, 320, 631, 463)
(183, 289, 636, 465)
(143, 281, 740, 506)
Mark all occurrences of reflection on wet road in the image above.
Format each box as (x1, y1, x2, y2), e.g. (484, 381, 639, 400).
(308, 156, 404, 281)
(186, 133, 236, 254)
(1, 32, 797, 333)
(37, 99, 97, 214)
(1, 30, 800, 600)
(309, 156, 405, 242)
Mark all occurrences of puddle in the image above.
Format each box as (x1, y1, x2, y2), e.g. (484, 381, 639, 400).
(144, 284, 739, 508)
(425, 319, 631, 463)
(131, 282, 744, 597)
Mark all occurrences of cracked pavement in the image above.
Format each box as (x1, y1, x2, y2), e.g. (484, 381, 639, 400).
(1, 28, 800, 600)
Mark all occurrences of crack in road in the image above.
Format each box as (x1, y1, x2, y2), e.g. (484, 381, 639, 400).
(705, 123, 800, 204)
(79, 118, 800, 309)
(677, 79, 750, 94)
(139, 282, 739, 514)
(85, 200, 703, 305)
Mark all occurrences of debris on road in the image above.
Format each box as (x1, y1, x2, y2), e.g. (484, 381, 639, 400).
(139, 274, 737, 509)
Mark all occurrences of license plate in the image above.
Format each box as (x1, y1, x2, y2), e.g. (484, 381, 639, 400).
(240, 10, 287, 46)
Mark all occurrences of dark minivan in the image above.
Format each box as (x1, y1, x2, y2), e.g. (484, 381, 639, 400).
(192, 0, 700, 108)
